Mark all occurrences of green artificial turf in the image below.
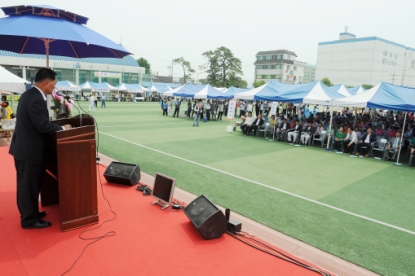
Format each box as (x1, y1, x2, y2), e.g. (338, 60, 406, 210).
(79, 101, 415, 275)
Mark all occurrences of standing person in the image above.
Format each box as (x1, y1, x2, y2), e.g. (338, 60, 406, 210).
(101, 94, 106, 108)
(205, 100, 211, 121)
(88, 94, 95, 112)
(239, 101, 245, 117)
(94, 93, 98, 108)
(162, 100, 168, 116)
(255, 101, 260, 117)
(218, 101, 224, 120)
(168, 99, 173, 116)
(224, 100, 228, 117)
(193, 101, 202, 126)
(187, 100, 192, 118)
(173, 98, 181, 117)
(9, 68, 71, 229)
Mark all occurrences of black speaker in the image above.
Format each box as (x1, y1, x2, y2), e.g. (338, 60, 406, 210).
(104, 162, 140, 186)
(184, 195, 227, 240)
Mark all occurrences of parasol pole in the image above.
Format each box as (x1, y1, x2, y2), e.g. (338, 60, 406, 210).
(394, 111, 407, 166)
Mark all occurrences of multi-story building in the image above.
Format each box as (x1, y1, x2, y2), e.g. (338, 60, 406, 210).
(303, 64, 316, 84)
(254, 50, 306, 84)
(315, 31, 415, 87)
(0, 50, 145, 86)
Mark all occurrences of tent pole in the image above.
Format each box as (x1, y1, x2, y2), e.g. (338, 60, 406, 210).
(394, 111, 407, 166)
(325, 104, 334, 151)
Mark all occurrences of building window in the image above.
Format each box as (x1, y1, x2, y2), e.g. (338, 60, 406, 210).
(270, 75, 277, 79)
(262, 65, 269, 69)
(262, 75, 268, 79)
(12, 68, 23, 78)
(257, 56, 264, 61)
(287, 65, 290, 70)
(256, 75, 262, 79)
(293, 66, 297, 70)
(256, 65, 262, 69)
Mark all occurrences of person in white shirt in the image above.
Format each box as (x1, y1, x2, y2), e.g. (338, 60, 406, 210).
(246, 101, 253, 113)
(241, 112, 255, 134)
(343, 127, 358, 153)
(89, 94, 95, 112)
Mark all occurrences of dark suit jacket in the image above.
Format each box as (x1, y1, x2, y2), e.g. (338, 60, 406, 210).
(289, 124, 302, 132)
(279, 122, 289, 130)
(359, 132, 376, 144)
(252, 118, 264, 127)
(9, 87, 62, 165)
(302, 126, 315, 135)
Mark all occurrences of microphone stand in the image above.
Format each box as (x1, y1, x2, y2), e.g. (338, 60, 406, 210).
(68, 100, 82, 127)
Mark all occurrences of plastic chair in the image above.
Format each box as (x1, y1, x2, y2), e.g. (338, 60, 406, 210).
(312, 130, 326, 147)
(371, 138, 388, 158)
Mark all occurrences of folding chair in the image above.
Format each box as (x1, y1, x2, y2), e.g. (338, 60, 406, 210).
(312, 130, 326, 147)
(371, 138, 388, 159)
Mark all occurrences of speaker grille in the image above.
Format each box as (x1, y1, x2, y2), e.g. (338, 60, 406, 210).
(104, 162, 140, 185)
(187, 196, 220, 228)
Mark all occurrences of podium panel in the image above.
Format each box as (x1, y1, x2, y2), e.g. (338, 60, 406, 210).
(41, 114, 99, 231)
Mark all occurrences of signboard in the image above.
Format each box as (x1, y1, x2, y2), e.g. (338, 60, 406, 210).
(227, 99, 236, 120)
(94, 72, 122, 78)
(270, 101, 278, 116)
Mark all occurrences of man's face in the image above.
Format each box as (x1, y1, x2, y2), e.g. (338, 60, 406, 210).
(44, 79, 57, 95)
(396, 132, 401, 138)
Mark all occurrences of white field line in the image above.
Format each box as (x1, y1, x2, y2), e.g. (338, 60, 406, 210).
(100, 132, 415, 236)
(99, 122, 190, 128)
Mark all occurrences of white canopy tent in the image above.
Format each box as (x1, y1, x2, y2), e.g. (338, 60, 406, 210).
(0, 65, 30, 93)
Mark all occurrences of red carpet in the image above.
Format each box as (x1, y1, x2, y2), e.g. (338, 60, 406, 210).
(0, 146, 330, 276)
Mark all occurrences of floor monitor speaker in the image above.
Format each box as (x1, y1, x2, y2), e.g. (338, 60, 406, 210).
(104, 162, 140, 186)
(184, 195, 227, 240)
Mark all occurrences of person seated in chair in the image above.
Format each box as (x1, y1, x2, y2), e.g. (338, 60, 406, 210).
(287, 120, 302, 145)
(277, 118, 289, 141)
(409, 136, 415, 167)
(333, 126, 346, 152)
(247, 114, 264, 136)
(241, 112, 255, 135)
(382, 131, 401, 161)
(343, 127, 358, 154)
(356, 127, 376, 157)
(264, 114, 277, 138)
(300, 121, 315, 145)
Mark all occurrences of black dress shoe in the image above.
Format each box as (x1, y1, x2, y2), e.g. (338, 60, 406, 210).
(39, 211, 46, 218)
(22, 220, 52, 229)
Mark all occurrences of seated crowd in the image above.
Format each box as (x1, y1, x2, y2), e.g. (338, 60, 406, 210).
(237, 104, 415, 167)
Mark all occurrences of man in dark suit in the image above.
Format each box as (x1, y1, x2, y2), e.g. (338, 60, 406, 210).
(247, 114, 264, 136)
(356, 127, 376, 157)
(277, 118, 289, 141)
(9, 68, 71, 229)
(287, 120, 302, 145)
(382, 131, 401, 161)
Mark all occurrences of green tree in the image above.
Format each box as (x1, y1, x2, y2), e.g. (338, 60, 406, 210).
(173, 57, 195, 84)
(201, 46, 243, 87)
(137, 57, 150, 70)
(346, 85, 354, 88)
(253, 80, 266, 88)
(362, 84, 374, 90)
(226, 74, 247, 88)
(321, 77, 333, 87)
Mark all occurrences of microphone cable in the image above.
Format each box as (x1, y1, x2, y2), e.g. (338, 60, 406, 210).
(61, 99, 116, 275)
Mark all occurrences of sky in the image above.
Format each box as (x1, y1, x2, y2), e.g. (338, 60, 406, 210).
(1, 0, 415, 86)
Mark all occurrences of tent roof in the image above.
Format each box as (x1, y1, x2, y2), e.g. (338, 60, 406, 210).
(0, 65, 29, 93)
(332, 82, 415, 112)
(234, 81, 293, 100)
(329, 84, 351, 97)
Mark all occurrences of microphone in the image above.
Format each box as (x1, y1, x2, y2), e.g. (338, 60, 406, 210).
(67, 99, 82, 127)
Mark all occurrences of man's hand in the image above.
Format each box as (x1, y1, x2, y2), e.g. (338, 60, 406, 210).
(62, 124, 72, 130)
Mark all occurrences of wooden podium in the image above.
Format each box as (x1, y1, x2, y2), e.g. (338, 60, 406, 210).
(41, 114, 99, 232)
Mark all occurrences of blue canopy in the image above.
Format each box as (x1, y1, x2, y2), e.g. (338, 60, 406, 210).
(0, 14, 131, 59)
(273, 81, 344, 104)
(234, 81, 294, 101)
(223, 86, 250, 97)
(332, 82, 415, 112)
(328, 84, 351, 97)
(173, 84, 232, 99)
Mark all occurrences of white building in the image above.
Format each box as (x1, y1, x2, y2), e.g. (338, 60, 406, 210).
(303, 64, 316, 84)
(315, 32, 415, 87)
(254, 50, 306, 84)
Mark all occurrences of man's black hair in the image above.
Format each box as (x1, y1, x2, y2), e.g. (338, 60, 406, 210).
(35, 68, 57, 82)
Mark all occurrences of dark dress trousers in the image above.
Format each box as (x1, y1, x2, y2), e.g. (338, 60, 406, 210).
(9, 87, 62, 227)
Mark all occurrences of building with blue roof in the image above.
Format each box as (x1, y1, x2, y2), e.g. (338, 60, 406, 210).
(0, 50, 151, 86)
(315, 31, 415, 87)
